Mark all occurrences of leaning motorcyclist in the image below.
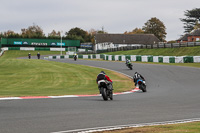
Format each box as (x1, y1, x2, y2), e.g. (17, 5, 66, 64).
(133, 72, 145, 86)
(125, 58, 131, 65)
(96, 71, 113, 93)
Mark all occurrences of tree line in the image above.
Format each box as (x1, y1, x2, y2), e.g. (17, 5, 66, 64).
(0, 24, 106, 43)
(1, 8, 199, 43)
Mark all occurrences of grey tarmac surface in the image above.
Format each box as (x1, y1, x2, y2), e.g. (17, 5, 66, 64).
(1, 57, 200, 133)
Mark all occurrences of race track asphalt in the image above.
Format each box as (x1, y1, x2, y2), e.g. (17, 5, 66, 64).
(1, 57, 200, 133)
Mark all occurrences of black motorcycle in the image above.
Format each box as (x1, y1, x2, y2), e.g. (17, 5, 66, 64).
(97, 80, 113, 101)
(74, 55, 77, 61)
(28, 53, 31, 59)
(136, 79, 147, 92)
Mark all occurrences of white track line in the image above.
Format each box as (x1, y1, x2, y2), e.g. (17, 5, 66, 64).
(51, 118, 200, 133)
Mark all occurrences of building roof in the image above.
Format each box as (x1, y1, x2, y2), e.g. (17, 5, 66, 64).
(177, 34, 190, 41)
(190, 28, 200, 36)
(95, 34, 160, 45)
(176, 28, 200, 41)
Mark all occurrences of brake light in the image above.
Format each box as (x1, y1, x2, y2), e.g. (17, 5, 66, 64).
(138, 81, 142, 85)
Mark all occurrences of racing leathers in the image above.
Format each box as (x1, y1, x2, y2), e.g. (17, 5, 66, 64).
(125, 59, 131, 65)
(133, 72, 145, 86)
(96, 72, 113, 92)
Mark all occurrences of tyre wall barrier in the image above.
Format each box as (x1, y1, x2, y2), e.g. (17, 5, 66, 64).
(1, 47, 199, 63)
(100, 54, 199, 63)
(45, 54, 200, 63)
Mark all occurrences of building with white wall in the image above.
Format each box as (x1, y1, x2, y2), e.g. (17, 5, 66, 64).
(94, 34, 160, 51)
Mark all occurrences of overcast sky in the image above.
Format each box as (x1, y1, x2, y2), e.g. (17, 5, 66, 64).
(0, 0, 200, 41)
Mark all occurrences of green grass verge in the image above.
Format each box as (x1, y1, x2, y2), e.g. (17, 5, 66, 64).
(97, 121, 200, 133)
(0, 50, 61, 59)
(0, 51, 134, 97)
(103, 46, 200, 56)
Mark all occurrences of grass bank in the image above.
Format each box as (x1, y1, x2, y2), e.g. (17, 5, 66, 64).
(0, 51, 134, 97)
(103, 46, 200, 56)
(96, 121, 200, 133)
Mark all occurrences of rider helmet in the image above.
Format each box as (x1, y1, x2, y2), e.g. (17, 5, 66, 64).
(101, 71, 105, 74)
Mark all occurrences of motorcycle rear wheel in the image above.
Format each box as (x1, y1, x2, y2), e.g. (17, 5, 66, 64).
(109, 90, 113, 100)
(141, 84, 147, 92)
(101, 87, 108, 101)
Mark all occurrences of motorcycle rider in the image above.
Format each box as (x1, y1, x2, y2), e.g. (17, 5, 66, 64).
(74, 53, 77, 60)
(133, 72, 145, 86)
(28, 53, 31, 59)
(125, 58, 131, 65)
(37, 52, 40, 59)
(96, 71, 113, 93)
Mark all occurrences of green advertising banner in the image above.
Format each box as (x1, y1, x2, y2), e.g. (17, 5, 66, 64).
(1, 38, 80, 47)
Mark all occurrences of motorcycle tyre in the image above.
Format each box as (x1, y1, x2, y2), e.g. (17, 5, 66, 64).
(128, 64, 133, 70)
(101, 87, 108, 101)
(109, 90, 113, 100)
(141, 84, 147, 92)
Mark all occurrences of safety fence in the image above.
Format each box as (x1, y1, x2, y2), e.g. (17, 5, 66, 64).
(96, 42, 200, 54)
(46, 54, 200, 63)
